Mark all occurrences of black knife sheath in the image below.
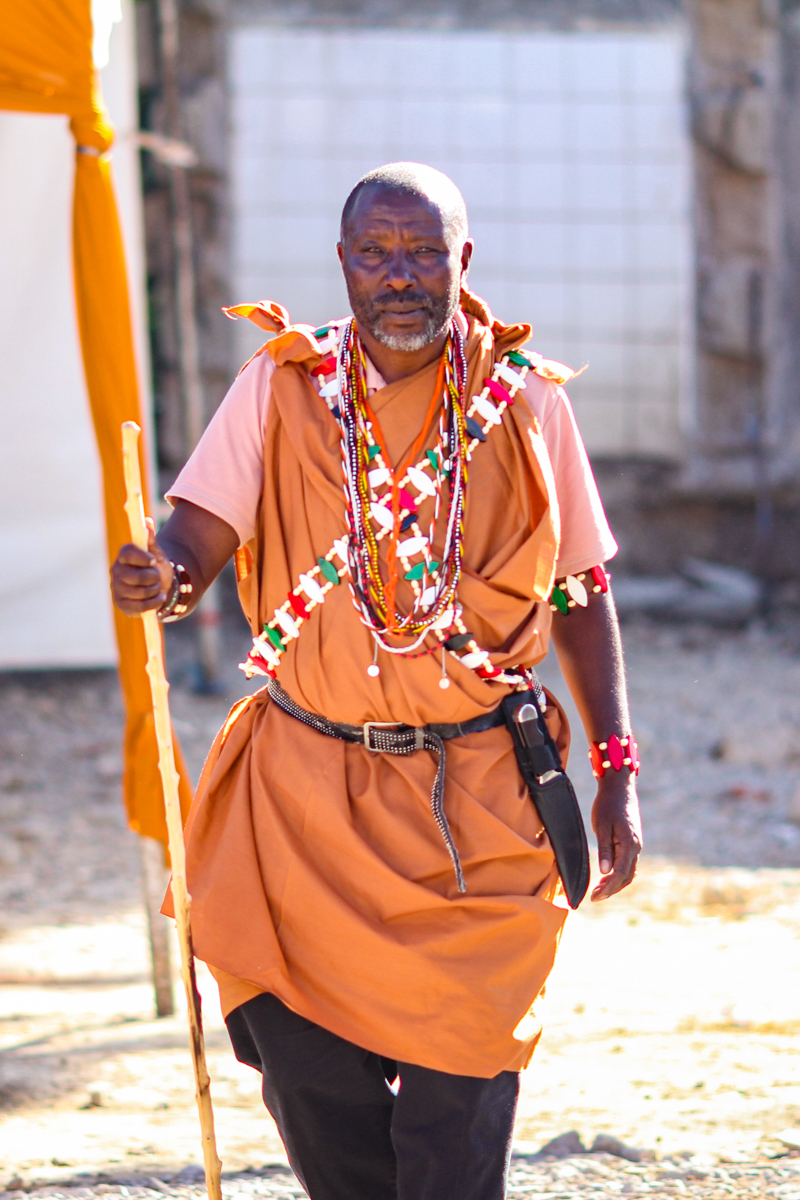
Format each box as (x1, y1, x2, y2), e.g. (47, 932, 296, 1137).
(501, 691, 590, 909)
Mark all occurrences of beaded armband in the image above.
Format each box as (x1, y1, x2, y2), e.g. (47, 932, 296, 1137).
(157, 562, 193, 623)
(589, 735, 640, 779)
(549, 564, 609, 614)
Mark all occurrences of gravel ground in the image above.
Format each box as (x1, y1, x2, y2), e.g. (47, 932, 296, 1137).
(2, 1149, 800, 1200)
(1, 608, 800, 1198)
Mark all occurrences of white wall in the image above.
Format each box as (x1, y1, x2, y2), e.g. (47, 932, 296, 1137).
(230, 26, 693, 458)
(0, 0, 149, 669)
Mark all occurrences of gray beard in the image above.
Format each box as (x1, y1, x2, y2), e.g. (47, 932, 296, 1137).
(350, 277, 461, 352)
(371, 311, 446, 352)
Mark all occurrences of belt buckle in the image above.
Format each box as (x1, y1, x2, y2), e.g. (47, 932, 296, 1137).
(362, 720, 402, 752)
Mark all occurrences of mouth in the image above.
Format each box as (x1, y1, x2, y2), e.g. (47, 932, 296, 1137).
(377, 305, 430, 320)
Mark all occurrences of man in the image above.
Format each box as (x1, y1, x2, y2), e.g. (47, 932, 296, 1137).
(113, 162, 642, 1200)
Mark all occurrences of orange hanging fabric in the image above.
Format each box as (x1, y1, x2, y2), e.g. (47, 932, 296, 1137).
(0, 0, 193, 843)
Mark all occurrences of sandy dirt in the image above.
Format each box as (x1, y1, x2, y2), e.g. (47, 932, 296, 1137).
(1, 611, 799, 1196)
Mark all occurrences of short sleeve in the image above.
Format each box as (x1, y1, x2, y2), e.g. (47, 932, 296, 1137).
(521, 374, 618, 577)
(166, 352, 274, 547)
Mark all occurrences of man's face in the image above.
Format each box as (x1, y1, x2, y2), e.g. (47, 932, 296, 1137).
(338, 187, 471, 352)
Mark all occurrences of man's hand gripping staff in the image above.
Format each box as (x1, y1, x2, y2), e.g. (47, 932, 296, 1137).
(120, 422, 222, 1200)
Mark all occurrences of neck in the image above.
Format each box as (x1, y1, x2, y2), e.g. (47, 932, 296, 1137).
(356, 324, 449, 384)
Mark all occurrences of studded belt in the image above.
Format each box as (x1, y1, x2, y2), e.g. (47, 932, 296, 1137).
(266, 678, 535, 894)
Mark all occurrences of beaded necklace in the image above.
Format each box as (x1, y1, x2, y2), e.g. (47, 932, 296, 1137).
(338, 318, 469, 655)
(239, 318, 556, 697)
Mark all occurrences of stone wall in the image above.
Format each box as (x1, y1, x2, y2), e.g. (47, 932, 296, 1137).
(135, 0, 233, 474)
(602, 0, 800, 580)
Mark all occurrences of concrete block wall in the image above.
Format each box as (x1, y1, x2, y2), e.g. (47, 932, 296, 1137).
(229, 24, 693, 461)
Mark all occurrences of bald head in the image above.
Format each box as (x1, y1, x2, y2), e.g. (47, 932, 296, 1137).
(340, 162, 468, 248)
(336, 162, 473, 358)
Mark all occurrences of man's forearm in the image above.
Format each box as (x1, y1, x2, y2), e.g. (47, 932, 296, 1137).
(156, 500, 241, 616)
(549, 585, 642, 900)
(549, 589, 630, 741)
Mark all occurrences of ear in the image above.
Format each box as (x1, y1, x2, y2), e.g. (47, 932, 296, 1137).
(460, 238, 474, 277)
(336, 241, 345, 267)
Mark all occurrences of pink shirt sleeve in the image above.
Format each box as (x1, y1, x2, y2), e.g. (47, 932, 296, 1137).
(167, 348, 617, 577)
(166, 352, 274, 547)
(521, 374, 618, 577)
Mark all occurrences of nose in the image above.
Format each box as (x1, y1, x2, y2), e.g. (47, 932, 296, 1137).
(382, 247, 416, 290)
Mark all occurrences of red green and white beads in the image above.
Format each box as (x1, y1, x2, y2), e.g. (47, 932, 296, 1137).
(549, 564, 609, 614)
(240, 321, 543, 689)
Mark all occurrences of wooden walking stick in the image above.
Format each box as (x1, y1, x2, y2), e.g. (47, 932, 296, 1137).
(121, 420, 222, 1200)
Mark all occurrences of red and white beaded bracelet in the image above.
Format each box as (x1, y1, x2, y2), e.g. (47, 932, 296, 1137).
(589, 734, 640, 778)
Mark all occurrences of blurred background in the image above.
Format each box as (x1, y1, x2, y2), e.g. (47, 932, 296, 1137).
(3, 3, 800, 1184)
(4, 0, 800, 671)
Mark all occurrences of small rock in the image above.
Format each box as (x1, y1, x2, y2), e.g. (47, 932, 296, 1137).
(777, 1129, 800, 1150)
(537, 1130, 588, 1158)
(4, 1179, 23, 1192)
(171, 1166, 206, 1184)
(716, 784, 773, 804)
(591, 1133, 653, 1162)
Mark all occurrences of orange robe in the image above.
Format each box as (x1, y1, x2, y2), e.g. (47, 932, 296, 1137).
(168, 294, 574, 1078)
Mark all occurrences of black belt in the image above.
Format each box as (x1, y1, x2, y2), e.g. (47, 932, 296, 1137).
(266, 679, 537, 894)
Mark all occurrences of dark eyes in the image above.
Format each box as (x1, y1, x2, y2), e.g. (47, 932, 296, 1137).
(359, 245, 442, 256)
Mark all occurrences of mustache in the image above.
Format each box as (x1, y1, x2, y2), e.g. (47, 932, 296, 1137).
(370, 292, 434, 312)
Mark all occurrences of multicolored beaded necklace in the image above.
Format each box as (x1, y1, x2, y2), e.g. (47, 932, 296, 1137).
(239, 318, 555, 699)
(338, 317, 469, 655)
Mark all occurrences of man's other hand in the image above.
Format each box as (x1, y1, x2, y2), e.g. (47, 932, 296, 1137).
(111, 518, 174, 615)
(591, 774, 643, 902)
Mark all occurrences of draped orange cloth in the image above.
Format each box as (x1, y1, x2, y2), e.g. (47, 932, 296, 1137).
(0, 0, 192, 842)
(165, 303, 571, 1077)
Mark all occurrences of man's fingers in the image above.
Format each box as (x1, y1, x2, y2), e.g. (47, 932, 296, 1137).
(591, 821, 641, 901)
(111, 540, 171, 614)
(115, 592, 166, 615)
(116, 542, 157, 568)
(116, 581, 165, 603)
(597, 836, 614, 877)
(146, 518, 160, 557)
(115, 562, 162, 587)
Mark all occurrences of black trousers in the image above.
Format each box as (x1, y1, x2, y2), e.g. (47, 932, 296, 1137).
(226, 993, 519, 1200)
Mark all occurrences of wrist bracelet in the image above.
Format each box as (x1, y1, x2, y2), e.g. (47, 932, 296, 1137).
(589, 734, 640, 778)
(157, 562, 193, 623)
(550, 564, 609, 614)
